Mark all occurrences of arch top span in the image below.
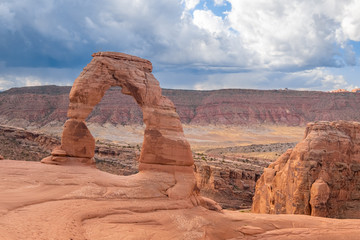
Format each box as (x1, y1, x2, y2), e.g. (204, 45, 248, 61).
(40, 52, 221, 205)
(92, 52, 153, 72)
(42, 51, 193, 167)
(67, 51, 163, 121)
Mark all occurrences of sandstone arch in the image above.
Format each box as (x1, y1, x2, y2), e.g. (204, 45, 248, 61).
(41, 52, 197, 200)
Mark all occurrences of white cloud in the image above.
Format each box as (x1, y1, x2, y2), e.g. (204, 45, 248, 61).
(0, 0, 359, 91)
(0, 75, 47, 89)
(184, 0, 360, 70)
(0, 67, 77, 91)
(193, 72, 270, 90)
(284, 68, 355, 91)
(182, 0, 200, 10)
(0, 77, 12, 91)
(193, 9, 226, 35)
(2, 0, 358, 70)
(226, 0, 341, 68)
(340, 1, 360, 41)
(192, 68, 355, 91)
(23, 76, 42, 87)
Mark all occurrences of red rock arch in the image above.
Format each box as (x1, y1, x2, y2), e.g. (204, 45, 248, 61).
(42, 52, 196, 199)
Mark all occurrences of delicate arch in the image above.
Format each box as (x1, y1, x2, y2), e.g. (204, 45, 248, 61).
(41, 52, 196, 199)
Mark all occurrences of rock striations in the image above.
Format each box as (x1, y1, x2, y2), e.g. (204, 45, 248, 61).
(41, 52, 213, 206)
(2, 86, 360, 128)
(252, 121, 360, 218)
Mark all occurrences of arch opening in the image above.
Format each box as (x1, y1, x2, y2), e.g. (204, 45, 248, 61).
(86, 86, 143, 176)
(41, 52, 198, 200)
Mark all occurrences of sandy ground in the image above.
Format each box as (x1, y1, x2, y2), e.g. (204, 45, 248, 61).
(0, 160, 360, 240)
(183, 125, 304, 151)
(38, 123, 304, 152)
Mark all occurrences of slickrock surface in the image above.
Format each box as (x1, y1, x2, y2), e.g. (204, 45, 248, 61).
(1, 160, 360, 240)
(0, 124, 268, 209)
(252, 121, 360, 218)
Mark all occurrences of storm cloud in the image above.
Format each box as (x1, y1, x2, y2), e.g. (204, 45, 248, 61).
(0, 0, 359, 91)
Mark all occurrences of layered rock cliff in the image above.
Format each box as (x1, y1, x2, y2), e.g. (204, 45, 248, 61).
(252, 121, 360, 218)
(1, 86, 360, 127)
(194, 159, 265, 209)
(0, 125, 59, 161)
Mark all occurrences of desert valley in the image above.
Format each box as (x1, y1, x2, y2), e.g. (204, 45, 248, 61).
(0, 52, 360, 239)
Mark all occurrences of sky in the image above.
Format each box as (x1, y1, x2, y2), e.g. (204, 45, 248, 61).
(0, 0, 359, 91)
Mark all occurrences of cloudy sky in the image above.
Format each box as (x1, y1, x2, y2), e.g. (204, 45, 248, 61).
(0, 0, 359, 91)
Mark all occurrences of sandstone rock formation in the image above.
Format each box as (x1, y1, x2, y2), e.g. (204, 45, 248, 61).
(2, 160, 360, 239)
(41, 52, 203, 203)
(194, 158, 265, 209)
(252, 121, 360, 218)
(0, 125, 59, 161)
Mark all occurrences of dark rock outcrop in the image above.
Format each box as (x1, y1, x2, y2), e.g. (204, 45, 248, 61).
(0, 125, 59, 161)
(194, 160, 265, 209)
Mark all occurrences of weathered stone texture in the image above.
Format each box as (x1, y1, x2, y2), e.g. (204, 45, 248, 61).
(252, 121, 360, 218)
(41, 52, 207, 203)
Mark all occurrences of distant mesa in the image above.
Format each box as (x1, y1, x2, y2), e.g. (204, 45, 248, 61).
(252, 121, 360, 218)
(3, 85, 360, 127)
(41, 52, 220, 209)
